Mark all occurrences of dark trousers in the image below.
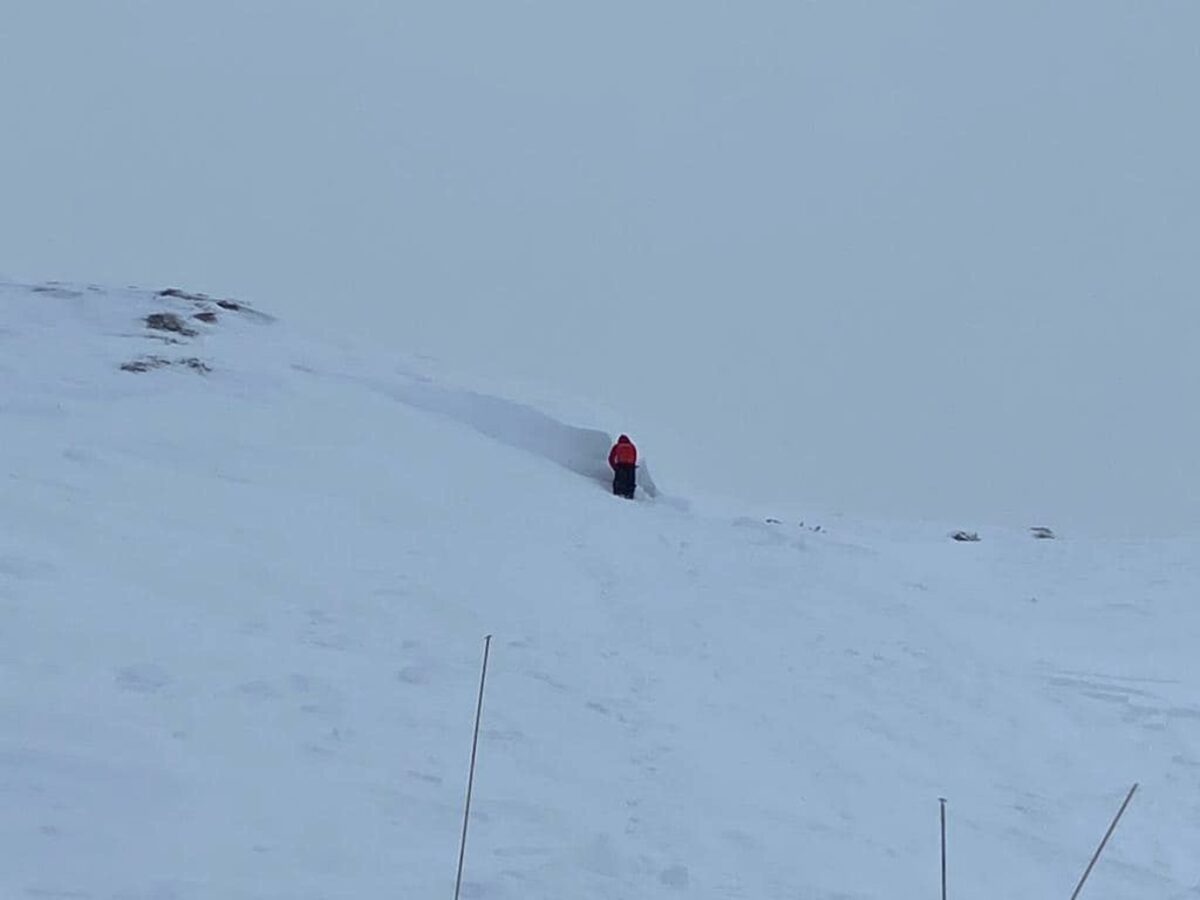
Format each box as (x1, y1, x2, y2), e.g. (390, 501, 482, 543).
(612, 464, 636, 498)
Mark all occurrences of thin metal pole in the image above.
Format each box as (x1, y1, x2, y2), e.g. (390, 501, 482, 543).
(1068, 783, 1139, 900)
(454, 635, 492, 900)
(939, 797, 947, 900)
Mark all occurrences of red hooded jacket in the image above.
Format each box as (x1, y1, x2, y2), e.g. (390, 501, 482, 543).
(609, 435, 637, 469)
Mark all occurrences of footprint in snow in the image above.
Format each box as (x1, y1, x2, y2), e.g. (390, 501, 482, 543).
(585, 700, 611, 716)
(114, 664, 171, 694)
(659, 865, 690, 889)
(237, 680, 281, 700)
(407, 770, 443, 785)
(396, 665, 430, 685)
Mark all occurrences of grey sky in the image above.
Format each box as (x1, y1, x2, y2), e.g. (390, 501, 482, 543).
(3, 2, 1197, 535)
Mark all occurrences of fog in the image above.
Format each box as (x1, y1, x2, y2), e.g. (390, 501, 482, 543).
(3, 2, 1197, 534)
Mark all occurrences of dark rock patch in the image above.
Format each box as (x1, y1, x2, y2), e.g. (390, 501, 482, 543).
(951, 530, 981, 543)
(193, 312, 219, 324)
(31, 284, 85, 299)
(145, 312, 198, 337)
(121, 356, 171, 373)
(121, 356, 211, 375)
(1030, 526, 1057, 540)
(156, 287, 266, 318)
(158, 288, 211, 302)
(179, 357, 212, 374)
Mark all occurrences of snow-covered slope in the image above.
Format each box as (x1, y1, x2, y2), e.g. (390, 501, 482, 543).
(3, 280, 1197, 899)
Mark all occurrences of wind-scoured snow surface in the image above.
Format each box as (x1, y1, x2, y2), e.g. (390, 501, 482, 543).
(2, 280, 1198, 899)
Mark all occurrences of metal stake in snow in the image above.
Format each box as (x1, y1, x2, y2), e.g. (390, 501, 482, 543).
(939, 797, 948, 900)
(454, 634, 492, 900)
(1068, 783, 1139, 900)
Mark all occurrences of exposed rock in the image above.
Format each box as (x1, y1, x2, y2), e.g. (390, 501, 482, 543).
(179, 357, 212, 374)
(120, 355, 211, 375)
(158, 288, 248, 313)
(31, 284, 85, 299)
(951, 530, 981, 543)
(1030, 526, 1057, 540)
(158, 288, 211, 302)
(120, 356, 171, 373)
(145, 312, 198, 337)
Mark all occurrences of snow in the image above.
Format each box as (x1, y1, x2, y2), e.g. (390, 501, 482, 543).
(2, 279, 1198, 899)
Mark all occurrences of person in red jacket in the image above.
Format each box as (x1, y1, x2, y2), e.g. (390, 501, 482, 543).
(608, 434, 637, 499)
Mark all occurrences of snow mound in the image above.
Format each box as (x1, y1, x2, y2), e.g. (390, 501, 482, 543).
(298, 365, 665, 499)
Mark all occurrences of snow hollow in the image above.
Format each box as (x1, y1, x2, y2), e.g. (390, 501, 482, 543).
(2, 280, 1197, 899)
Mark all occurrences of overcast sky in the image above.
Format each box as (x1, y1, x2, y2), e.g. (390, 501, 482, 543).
(2, 2, 1197, 535)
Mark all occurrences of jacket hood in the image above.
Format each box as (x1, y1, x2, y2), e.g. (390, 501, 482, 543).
(617, 435, 631, 444)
